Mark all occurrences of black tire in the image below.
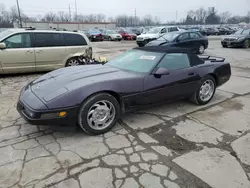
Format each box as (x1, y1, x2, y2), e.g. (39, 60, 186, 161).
(118, 39, 122, 41)
(243, 40, 249, 48)
(197, 44, 205, 54)
(65, 57, 80, 67)
(138, 44, 145, 47)
(222, 44, 228, 48)
(189, 75, 216, 105)
(78, 93, 120, 135)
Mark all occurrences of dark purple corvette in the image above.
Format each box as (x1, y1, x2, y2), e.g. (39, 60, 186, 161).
(17, 46, 231, 135)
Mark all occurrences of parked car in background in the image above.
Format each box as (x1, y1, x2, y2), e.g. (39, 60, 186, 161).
(200, 27, 220, 36)
(146, 31, 208, 54)
(221, 29, 250, 48)
(85, 29, 104, 42)
(0, 29, 92, 74)
(136, 26, 181, 47)
(17, 46, 231, 135)
(130, 28, 142, 35)
(102, 30, 122, 41)
(118, 30, 137, 40)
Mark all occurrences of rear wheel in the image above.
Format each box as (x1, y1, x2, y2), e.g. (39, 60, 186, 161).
(243, 40, 249, 48)
(189, 75, 216, 105)
(197, 44, 205, 54)
(78, 93, 120, 135)
(66, 57, 80, 67)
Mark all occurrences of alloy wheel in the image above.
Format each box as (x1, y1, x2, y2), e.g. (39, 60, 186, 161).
(199, 80, 215, 102)
(87, 100, 116, 131)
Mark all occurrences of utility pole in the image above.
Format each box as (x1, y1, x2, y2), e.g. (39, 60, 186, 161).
(75, 0, 78, 21)
(69, 4, 71, 22)
(16, 0, 22, 28)
(176, 10, 178, 23)
(134, 8, 136, 26)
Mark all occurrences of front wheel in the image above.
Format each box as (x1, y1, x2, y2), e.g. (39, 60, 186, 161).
(78, 93, 120, 135)
(189, 75, 216, 105)
(243, 40, 249, 48)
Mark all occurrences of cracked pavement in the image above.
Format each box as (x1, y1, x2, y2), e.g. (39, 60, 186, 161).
(1, 40, 250, 188)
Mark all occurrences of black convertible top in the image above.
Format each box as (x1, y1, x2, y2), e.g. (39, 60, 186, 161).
(134, 46, 192, 53)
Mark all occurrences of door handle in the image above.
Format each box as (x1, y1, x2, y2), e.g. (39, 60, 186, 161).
(36, 50, 43, 53)
(25, 50, 33, 54)
(188, 72, 195, 76)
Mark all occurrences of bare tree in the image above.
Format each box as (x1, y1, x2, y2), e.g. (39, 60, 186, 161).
(195, 7, 207, 24)
(96, 14, 106, 22)
(43, 12, 57, 22)
(143, 15, 153, 26)
(220, 11, 231, 23)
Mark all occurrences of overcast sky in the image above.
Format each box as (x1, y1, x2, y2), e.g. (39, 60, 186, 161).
(1, 0, 250, 22)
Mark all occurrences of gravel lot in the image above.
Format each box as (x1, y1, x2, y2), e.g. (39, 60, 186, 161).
(1, 39, 250, 188)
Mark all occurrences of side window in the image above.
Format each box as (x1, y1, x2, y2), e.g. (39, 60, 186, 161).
(34, 33, 62, 47)
(3, 33, 31, 49)
(157, 53, 190, 70)
(242, 29, 250, 35)
(178, 33, 190, 41)
(170, 27, 178, 32)
(190, 33, 200, 39)
(161, 28, 167, 34)
(63, 34, 87, 46)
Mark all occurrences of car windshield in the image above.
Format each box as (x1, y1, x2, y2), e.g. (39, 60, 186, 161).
(159, 32, 180, 42)
(147, 27, 162, 34)
(106, 49, 164, 73)
(107, 30, 117, 34)
(234, 29, 243, 34)
(0, 30, 15, 40)
(88, 30, 101, 34)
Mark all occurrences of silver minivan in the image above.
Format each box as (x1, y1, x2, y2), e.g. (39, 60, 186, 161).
(0, 29, 92, 74)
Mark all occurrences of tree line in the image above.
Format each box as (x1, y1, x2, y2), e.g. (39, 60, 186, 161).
(0, 3, 249, 28)
(182, 7, 250, 25)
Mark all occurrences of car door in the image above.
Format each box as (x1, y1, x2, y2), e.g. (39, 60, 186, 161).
(143, 53, 200, 104)
(0, 33, 35, 74)
(34, 32, 67, 72)
(159, 28, 167, 37)
(174, 33, 191, 48)
(188, 32, 202, 52)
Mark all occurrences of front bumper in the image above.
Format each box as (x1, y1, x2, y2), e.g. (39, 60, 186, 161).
(221, 40, 244, 47)
(137, 40, 146, 46)
(17, 101, 79, 126)
(17, 85, 79, 126)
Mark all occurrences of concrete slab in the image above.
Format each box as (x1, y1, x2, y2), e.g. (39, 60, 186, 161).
(173, 119, 224, 145)
(191, 96, 250, 136)
(219, 75, 250, 95)
(231, 133, 250, 166)
(173, 147, 250, 188)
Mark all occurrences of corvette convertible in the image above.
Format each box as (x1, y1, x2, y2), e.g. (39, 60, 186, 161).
(17, 46, 231, 135)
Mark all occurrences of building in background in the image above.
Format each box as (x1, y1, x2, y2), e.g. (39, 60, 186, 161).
(13, 21, 116, 30)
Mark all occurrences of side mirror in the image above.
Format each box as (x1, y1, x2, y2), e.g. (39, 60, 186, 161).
(154, 67, 170, 77)
(0, 43, 6, 49)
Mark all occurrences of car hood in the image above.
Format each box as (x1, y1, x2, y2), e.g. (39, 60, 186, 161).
(146, 39, 169, 46)
(225, 34, 246, 39)
(137, 33, 159, 39)
(109, 34, 121, 37)
(30, 65, 141, 102)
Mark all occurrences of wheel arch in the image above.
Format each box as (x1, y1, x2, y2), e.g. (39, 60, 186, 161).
(80, 90, 125, 114)
(208, 73, 218, 86)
